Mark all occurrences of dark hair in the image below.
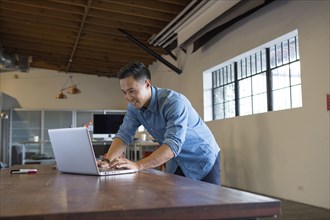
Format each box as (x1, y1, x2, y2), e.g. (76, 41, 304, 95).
(117, 62, 151, 81)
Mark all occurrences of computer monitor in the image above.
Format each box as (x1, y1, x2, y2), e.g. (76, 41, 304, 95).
(93, 113, 125, 139)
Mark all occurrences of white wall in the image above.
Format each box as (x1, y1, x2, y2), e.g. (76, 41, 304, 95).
(0, 68, 127, 110)
(149, 0, 330, 209)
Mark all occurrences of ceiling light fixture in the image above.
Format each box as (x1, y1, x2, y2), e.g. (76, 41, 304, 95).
(55, 75, 81, 99)
(55, 91, 67, 99)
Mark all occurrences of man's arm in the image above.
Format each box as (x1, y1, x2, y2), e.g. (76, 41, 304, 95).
(108, 144, 174, 171)
(136, 144, 174, 170)
(105, 137, 127, 161)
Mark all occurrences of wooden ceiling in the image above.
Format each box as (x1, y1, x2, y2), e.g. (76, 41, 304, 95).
(0, 0, 192, 77)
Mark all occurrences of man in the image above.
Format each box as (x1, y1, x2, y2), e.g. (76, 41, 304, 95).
(100, 62, 221, 185)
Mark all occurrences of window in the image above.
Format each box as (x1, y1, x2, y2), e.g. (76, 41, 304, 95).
(270, 36, 301, 111)
(237, 50, 268, 116)
(212, 64, 235, 119)
(204, 30, 302, 121)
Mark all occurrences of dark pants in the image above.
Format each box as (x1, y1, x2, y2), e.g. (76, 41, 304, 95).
(174, 152, 221, 185)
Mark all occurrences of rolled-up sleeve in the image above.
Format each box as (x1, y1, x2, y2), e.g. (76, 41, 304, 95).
(115, 106, 140, 145)
(162, 97, 189, 156)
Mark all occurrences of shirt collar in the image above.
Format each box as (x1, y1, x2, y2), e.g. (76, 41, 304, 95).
(140, 86, 156, 113)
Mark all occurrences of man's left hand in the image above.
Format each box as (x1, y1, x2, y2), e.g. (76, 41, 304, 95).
(109, 157, 139, 170)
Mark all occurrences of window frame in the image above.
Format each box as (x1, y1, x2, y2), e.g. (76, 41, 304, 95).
(207, 31, 301, 121)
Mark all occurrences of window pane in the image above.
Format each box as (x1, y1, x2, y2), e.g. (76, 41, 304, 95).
(228, 65, 232, 83)
(273, 88, 291, 111)
(213, 70, 217, 87)
(239, 78, 252, 98)
(253, 93, 267, 114)
(237, 61, 242, 79)
(296, 36, 300, 59)
(213, 87, 223, 104)
(261, 50, 267, 71)
(224, 84, 235, 101)
(251, 54, 256, 74)
(276, 43, 283, 66)
(289, 37, 297, 62)
(272, 65, 290, 90)
(44, 111, 72, 129)
(224, 67, 228, 84)
(214, 103, 224, 120)
(282, 40, 289, 64)
(240, 97, 252, 116)
(227, 66, 231, 83)
(214, 70, 219, 87)
(246, 56, 251, 76)
(218, 70, 222, 86)
(229, 64, 234, 83)
(291, 85, 302, 108)
(290, 61, 301, 86)
(256, 52, 262, 73)
(241, 58, 246, 78)
(11, 110, 41, 143)
(225, 101, 236, 118)
(220, 69, 224, 85)
(270, 46, 276, 68)
(252, 72, 267, 95)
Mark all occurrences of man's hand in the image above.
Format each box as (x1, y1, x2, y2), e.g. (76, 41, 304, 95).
(98, 143, 173, 171)
(109, 157, 140, 170)
(97, 159, 110, 168)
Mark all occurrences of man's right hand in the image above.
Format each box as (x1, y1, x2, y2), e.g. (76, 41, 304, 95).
(97, 155, 110, 168)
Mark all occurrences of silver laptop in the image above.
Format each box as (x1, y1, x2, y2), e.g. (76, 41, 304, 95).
(48, 127, 136, 176)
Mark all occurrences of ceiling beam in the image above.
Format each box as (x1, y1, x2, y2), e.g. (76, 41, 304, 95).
(65, 0, 92, 73)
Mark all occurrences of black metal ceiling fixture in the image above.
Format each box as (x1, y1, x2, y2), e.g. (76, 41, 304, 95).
(118, 29, 182, 75)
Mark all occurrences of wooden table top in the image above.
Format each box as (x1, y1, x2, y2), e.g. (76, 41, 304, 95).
(0, 165, 281, 220)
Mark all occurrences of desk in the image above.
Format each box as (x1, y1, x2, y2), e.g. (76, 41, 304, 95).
(18, 141, 55, 164)
(0, 165, 281, 220)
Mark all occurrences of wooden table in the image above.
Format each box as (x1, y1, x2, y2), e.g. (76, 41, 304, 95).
(0, 165, 281, 220)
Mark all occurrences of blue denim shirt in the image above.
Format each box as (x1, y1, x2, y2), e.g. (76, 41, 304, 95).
(115, 86, 220, 180)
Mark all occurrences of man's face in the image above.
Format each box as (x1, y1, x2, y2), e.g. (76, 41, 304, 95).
(120, 76, 152, 109)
